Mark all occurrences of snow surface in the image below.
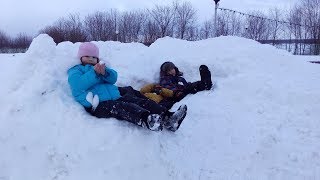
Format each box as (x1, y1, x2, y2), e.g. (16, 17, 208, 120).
(1, 34, 320, 180)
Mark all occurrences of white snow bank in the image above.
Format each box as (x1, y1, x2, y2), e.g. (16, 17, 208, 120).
(0, 34, 320, 180)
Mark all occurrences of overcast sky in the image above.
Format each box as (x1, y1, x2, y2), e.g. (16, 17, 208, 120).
(0, 0, 298, 37)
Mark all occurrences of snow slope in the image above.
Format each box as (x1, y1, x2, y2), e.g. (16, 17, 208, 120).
(0, 34, 320, 180)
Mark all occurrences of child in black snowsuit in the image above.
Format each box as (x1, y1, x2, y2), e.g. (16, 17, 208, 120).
(158, 61, 213, 107)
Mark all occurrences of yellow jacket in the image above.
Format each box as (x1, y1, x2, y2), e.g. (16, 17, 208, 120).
(140, 84, 174, 103)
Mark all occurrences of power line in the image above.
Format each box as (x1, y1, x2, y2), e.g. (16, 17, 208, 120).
(218, 7, 317, 29)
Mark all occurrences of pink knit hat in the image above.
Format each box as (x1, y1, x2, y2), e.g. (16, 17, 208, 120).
(77, 42, 99, 59)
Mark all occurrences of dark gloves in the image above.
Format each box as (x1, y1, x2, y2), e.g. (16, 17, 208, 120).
(174, 91, 184, 98)
(154, 85, 162, 94)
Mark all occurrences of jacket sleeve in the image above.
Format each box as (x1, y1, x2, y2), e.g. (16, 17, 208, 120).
(178, 77, 188, 86)
(101, 68, 118, 84)
(68, 65, 100, 93)
(160, 88, 174, 97)
(140, 84, 155, 94)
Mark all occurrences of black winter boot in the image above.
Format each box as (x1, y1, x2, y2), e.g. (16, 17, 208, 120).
(164, 104, 187, 132)
(199, 65, 212, 90)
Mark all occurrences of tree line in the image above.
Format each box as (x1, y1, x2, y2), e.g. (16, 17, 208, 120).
(0, 0, 319, 54)
(0, 31, 33, 53)
(214, 0, 320, 55)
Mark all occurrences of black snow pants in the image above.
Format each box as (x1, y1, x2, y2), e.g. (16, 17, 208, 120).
(184, 81, 206, 94)
(88, 86, 168, 127)
(159, 81, 206, 106)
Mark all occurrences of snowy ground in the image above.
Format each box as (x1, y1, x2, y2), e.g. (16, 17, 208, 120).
(0, 34, 320, 180)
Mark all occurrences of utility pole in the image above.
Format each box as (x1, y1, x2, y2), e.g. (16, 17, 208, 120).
(214, 0, 220, 37)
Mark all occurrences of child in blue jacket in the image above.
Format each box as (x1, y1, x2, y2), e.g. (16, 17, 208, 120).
(68, 42, 187, 131)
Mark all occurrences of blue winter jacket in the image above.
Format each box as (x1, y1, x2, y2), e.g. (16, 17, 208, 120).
(68, 64, 121, 108)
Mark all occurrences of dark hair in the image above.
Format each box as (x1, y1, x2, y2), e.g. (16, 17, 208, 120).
(160, 62, 176, 72)
(160, 61, 183, 77)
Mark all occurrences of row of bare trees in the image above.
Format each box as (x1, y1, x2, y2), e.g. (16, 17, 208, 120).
(38, 1, 198, 44)
(0, 30, 32, 53)
(212, 0, 320, 54)
(287, 0, 320, 54)
(1, 0, 319, 54)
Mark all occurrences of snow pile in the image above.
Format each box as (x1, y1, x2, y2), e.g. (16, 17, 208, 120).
(0, 34, 320, 180)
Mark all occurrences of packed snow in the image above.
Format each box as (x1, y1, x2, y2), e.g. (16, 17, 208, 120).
(0, 34, 320, 180)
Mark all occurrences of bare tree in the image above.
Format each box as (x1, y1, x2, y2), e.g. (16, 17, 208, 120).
(287, 6, 307, 54)
(40, 22, 65, 44)
(118, 10, 146, 42)
(216, 12, 230, 36)
(142, 17, 160, 44)
(214, 10, 243, 37)
(63, 13, 87, 43)
(84, 12, 109, 41)
(185, 26, 199, 41)
(84, 9, 119, 41)
(268, 8, 283, 44)
(200, 20, 214, 39)
(301, 0, 320, 54)
(174, 1, 197, 39)
(243, 11, 270, 40)
(110, 9, 120, 41)
(228, 12, 243, 36)
(41, 13, 87, 43)
(149, 4, 176, 38)
(0, 30, 10, 49)
(11, 33, 32, 50)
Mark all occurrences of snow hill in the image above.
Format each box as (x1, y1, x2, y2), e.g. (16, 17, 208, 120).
(0, 34, 320, 180)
